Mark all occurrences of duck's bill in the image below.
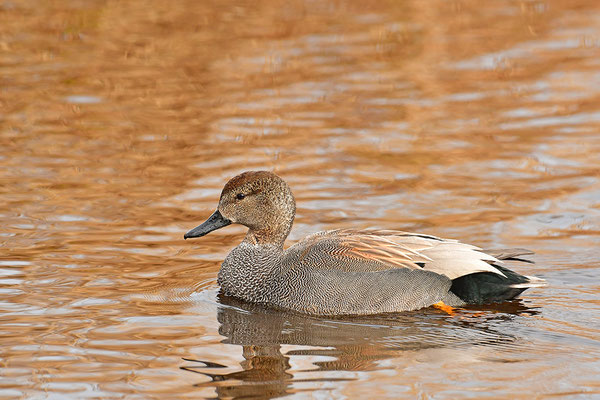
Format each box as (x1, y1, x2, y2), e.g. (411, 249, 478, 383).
(184, 210, 231, 239)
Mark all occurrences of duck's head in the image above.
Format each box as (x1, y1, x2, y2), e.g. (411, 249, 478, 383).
(184, 171, 296, 245)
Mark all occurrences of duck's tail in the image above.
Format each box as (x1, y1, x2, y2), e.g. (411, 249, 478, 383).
(484, 247, 534, 263)
(483, 247, 547, 289)
(450, 248, 546, 304)
(510, 275, 547, 289)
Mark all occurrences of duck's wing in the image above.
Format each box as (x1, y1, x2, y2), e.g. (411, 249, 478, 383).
(286, 229, 506, 280)
(281, 230, 456, 314)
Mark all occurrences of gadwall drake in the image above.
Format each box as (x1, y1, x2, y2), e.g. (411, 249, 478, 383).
(184, 171, 545, 315)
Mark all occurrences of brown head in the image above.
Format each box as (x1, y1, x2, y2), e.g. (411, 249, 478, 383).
(184, 171, 296, 246)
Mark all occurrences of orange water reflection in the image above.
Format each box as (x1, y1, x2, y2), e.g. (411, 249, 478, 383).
(1, 0, 599, 398)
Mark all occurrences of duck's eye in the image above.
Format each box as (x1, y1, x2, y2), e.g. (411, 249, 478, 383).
(236, 193, 246, 200)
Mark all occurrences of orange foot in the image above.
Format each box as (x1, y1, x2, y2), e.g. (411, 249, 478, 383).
(433, 301, 456, 316)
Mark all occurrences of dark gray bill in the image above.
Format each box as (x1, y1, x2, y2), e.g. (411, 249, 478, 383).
(184, 210, 231, 239)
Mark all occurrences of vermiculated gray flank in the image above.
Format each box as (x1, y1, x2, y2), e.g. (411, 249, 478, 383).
(184, 171, 545, 316)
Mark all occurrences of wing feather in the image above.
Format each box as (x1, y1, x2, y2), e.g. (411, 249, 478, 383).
(287, 229, 507, 280)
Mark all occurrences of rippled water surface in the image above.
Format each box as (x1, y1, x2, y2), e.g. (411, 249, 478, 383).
(1, 0, 600, 398)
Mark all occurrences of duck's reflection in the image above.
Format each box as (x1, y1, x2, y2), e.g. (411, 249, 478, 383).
(182, 344, 292, 399)
(183, 294, 539, 398)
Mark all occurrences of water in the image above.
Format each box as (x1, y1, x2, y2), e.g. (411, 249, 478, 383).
(1, 0, 599, 398)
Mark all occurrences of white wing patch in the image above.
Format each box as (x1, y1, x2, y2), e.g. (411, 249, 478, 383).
(420, 242, 506, 280)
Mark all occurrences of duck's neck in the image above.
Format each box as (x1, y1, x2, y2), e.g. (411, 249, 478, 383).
(242, 229, 287, 247)
(218, 212, 294, 303)
(242, 215, 294, 248)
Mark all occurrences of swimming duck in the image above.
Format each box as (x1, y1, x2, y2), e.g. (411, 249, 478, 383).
(184, 171, 545, 315)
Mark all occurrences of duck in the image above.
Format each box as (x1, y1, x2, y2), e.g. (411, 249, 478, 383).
(184, 171, 545, 316)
